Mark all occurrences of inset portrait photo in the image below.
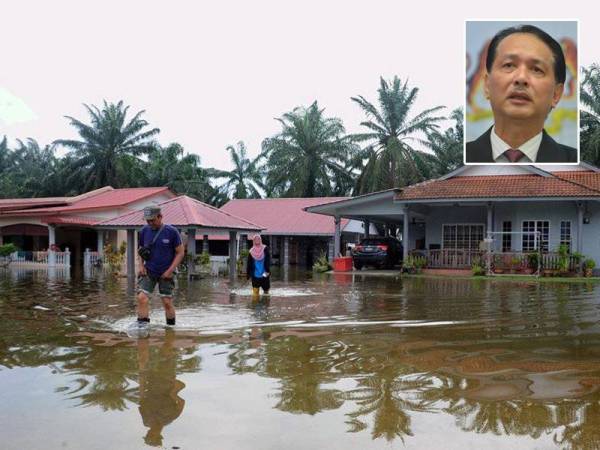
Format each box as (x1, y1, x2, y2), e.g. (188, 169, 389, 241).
(465, 20, 578, 164)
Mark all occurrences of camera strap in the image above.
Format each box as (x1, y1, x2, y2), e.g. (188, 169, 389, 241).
(147, 224, 165, 249)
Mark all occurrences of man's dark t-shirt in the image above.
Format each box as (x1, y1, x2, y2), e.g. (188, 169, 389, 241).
(138, 224, 182, 277)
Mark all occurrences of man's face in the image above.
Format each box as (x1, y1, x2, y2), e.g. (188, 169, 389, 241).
(146, 215, 162, 230)
(484, 33, 564, 126)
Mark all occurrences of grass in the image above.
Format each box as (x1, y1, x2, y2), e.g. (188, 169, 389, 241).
(401, 273, 600, 283)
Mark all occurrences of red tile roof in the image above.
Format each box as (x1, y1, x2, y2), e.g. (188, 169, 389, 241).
(395, 172, 600, 201)
(4, 187, 173, 215)
(96, 195, 263, 231)
(220, 198, 351, 235)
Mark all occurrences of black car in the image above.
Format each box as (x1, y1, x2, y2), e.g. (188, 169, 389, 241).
(352, 237, 403, 270)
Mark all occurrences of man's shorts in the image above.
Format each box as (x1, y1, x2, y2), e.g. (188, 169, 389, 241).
(137, 274, 175, 298)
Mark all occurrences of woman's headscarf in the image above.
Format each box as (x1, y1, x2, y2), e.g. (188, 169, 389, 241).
(249, 234, 266, 260)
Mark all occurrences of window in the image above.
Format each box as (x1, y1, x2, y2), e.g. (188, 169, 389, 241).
(522, 220, 549, 252)
(502, 221, 512, 252)
(560, 221, 571, 251)
(443, 224, 484, 250)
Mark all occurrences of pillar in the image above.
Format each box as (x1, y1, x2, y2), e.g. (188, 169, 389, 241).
(333, 216, 341, 260)
(127, 229, 135, 281)
(48, 225, 56, 266)
(187, 228, 196, 275)
(577, 202, 584, 254)
(328, 238, 334, 261)
(97, 231, 104, 257)
(486, 202, 494, 239)
(229, 230, 237, 279)
(364, 220, 370, 239)
(402, 206, 409, 260)
(283, 236, 290, 270)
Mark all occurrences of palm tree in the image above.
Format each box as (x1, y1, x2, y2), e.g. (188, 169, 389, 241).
(1, 139, 61, 197)
(423, 107, 464, 177)
(54, 100, 159, 191)
(211, 141, 264, 199)
(261, 101, 358, 197)
(581, 64, 600, 166)
(352, 76, 445, 194)
(141, 142, 214, 200)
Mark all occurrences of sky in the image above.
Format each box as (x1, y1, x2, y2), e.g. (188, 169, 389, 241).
(1, 0, 598, 171)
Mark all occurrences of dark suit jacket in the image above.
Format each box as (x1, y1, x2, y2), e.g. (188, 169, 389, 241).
(465, 127, 577, 163)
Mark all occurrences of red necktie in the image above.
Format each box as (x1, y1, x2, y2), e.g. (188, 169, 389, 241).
(503, 148, 525, 163)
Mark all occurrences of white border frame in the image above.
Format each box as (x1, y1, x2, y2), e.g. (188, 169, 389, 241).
(463, 19, 580, 166)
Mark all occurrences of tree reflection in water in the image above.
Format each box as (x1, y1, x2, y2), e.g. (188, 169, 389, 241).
(228, 330, 600, 448)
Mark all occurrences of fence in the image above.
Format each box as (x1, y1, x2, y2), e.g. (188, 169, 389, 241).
(8, 250, 71, 267)
(83, 249, 103, 268)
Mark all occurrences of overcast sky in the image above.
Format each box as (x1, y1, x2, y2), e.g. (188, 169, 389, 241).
(1, 0, 598, 171)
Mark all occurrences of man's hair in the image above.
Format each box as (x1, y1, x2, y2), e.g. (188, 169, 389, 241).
(485, 24, 567, 85)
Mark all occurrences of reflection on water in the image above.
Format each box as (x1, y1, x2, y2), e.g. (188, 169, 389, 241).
(2, 268, 600, 448)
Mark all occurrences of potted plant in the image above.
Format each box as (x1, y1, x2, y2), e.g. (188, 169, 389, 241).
(402, 256, 416, 274)
(557, 244, 570, 275)
(471, 257, 486, 276)
(583, 258, 596, 277)
(0, 243, 17, 268)
(195, 251, 211, 274)
(492, 254, 504, 273)
(509, 256, 522, 274)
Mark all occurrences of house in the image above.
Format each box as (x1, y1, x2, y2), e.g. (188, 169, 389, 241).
(95, 195, 262, 279)
(212, 198, 377, 268)
(0, 187, 176, 266)
(306, 163, 600, 274)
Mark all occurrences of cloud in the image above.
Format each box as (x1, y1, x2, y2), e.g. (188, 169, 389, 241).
(0, 88, 37, 125)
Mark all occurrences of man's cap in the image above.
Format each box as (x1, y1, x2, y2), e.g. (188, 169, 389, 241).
(143, 206, 161, 220)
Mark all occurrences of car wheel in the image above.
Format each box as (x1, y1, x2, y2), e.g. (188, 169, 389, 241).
(354, 262, 363, 270)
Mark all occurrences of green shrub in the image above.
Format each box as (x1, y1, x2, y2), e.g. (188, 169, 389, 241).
(584, 258, 596, 271)
(312, 251, 331, 273)
(557, 244, 570, 272)
(0, 243, 18, 257)
(471, 263, 486, 276)
(104, 242, 126, 273)
(527, 252, 540, 269)
(195, 251, 211, 266)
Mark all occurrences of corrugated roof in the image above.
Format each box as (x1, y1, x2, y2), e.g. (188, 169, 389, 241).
(0, 197, 70, 212)
(41, 215, 100, 226)
(4, 187, 172, 215)
(96, 195, 263, 231)
(395, 172, 600, 201)
(220, 198, 351, 235)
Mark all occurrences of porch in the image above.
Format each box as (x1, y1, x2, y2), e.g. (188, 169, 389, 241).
(411, 249, 583, 274)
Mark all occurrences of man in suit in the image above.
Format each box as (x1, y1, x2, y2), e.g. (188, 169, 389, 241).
(466, 25, 577, 163)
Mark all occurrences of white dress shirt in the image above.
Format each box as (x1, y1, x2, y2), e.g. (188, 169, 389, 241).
(490, 126, 543, 163)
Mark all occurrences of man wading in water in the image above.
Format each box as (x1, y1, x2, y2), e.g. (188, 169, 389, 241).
(137, 206, 184, 326)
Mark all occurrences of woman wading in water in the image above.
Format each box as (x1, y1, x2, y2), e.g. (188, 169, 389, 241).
(247, 235, 270, 296)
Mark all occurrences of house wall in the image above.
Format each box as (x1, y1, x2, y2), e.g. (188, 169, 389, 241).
(421, 201, 600, 263)
(493, 201, 583, 253)
(425, 205, 487, 249)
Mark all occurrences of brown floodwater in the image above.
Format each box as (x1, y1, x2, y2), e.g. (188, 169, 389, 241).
(2, 267, 600, 449)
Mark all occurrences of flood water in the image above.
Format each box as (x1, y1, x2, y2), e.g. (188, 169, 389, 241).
(2, 268, 600, 449)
